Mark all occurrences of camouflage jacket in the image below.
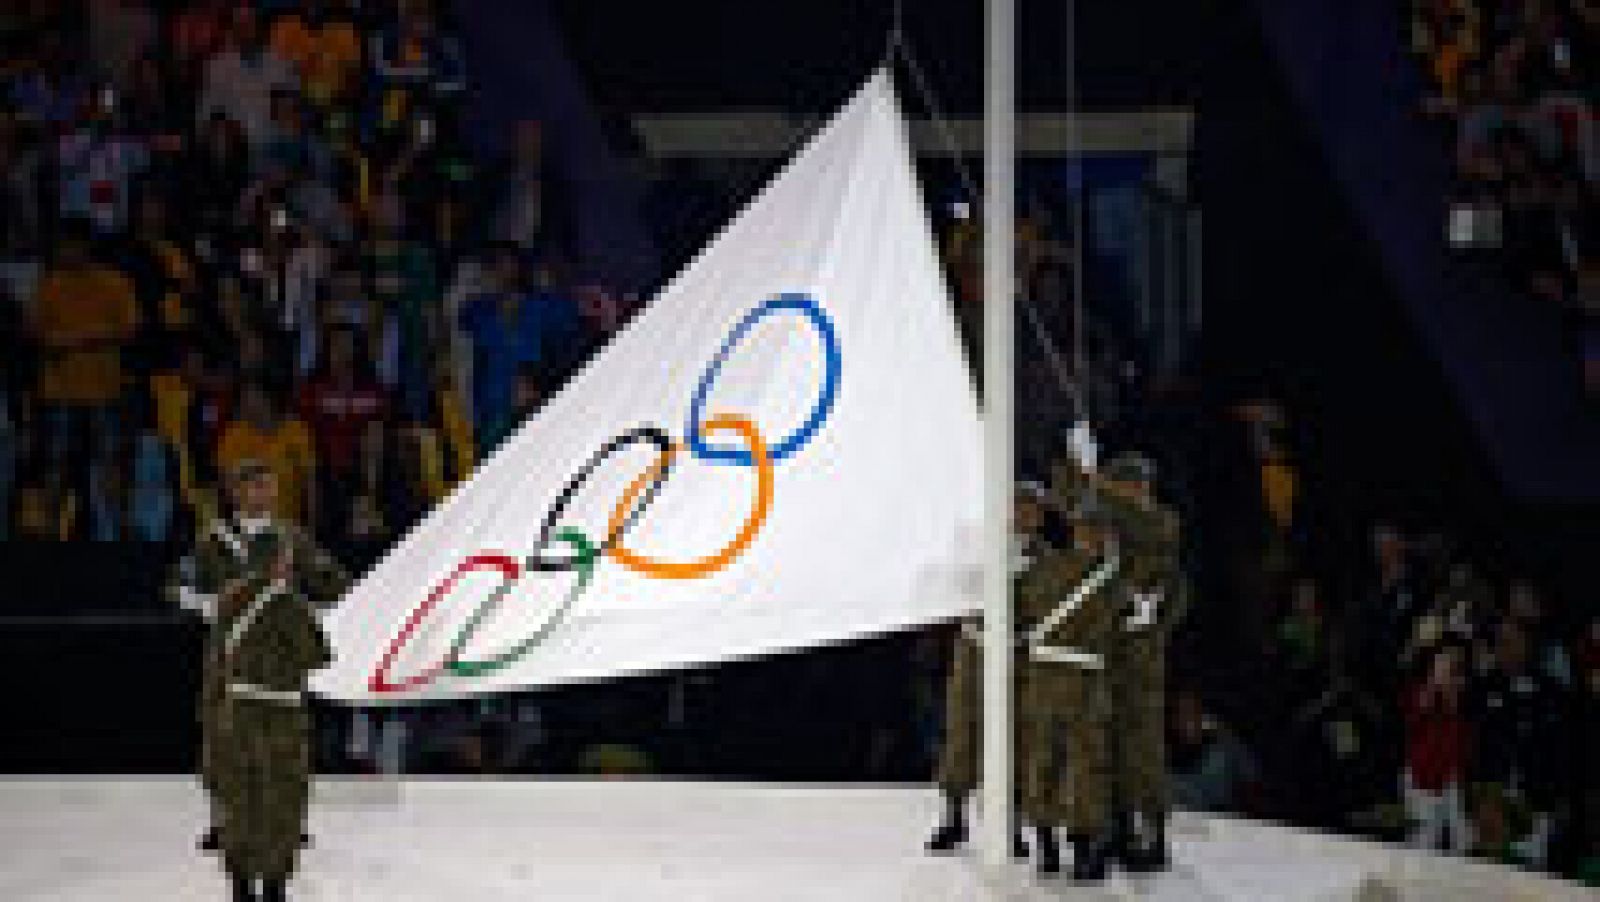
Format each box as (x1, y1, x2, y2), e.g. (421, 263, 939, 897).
(185, 518, 351, 696)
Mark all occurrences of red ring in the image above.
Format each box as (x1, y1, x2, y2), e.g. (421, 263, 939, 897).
(368, 553, 521, 694)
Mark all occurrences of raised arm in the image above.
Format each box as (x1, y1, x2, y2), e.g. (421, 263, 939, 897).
(292, 528, 353, 608)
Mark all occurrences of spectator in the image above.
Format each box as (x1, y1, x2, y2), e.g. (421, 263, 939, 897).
(1505, 578, 1573, 687)
(244, 221, 328, 374)
(297, 326, 386, 533)
(211, 272, 263, 362)
(119, 192, 199, 373)
(31, 220, 139, 465)
(1275, 577, 1326, 677)
(214, 381, 316, 525)
(196, 5, 298, 147)
(458, 247, 552, 453)
(259, 90, 331, 180)
(182, 348, 234, 495)
(365, 189, 437, 419)
(481, 362, 542, 453)
(321, 263, 372, 333)
(427, 353, 475, 484)
(1401, 641, 1474, 853)
(182, 113, 252, 237)
(0, 112, 45, 306)
(1169, 689, 1259, 813)
(11, 455, 78, 540)
(1469, 618, 1565, 868)
(119, 53, 186, 142)
(340, 419, 396, 561)
(86, 0, 156, 90)
(267, 0, 365, 111)
(54, 95, 149, 235)
(370, 0, 464, 111)
(85, 447, 131, 541)
(386, 419, 435, 531)
(1434, 560, 1496, 646)
(1363, 523, 1424, 695)
(149, 346, 205, 509)
(9, 38, 89, 127)
(1285, 657, 1389, 832)
(171, 0, 232, 88)
(124, 396, 178, 546)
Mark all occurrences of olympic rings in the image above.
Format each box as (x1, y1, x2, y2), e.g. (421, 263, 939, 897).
(526, 426, 674, 572)
(604, 413, 773, 579)
(369, 553, 521, 694)
(366, 294, 839, 695)
(445, 529, 597, 677)
(687, 294, 841, 466)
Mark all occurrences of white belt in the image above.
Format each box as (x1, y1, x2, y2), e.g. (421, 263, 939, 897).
(1028, 647, 1104, 669)
(228, 682, 305, 705)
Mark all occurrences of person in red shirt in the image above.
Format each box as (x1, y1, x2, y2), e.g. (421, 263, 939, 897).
(296, 326, 386, 535)
(1401, 640, 1473, 853)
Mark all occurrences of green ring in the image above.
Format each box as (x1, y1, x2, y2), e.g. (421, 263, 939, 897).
(444, 528, 598, 677)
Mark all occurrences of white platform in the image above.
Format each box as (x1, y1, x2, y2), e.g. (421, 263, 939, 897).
(0, 778, 1588, 901)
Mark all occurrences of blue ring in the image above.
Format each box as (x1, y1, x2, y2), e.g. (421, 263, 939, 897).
(687, 294, 841, 466)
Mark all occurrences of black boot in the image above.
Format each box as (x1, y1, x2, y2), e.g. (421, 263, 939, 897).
(199, 826, 220, 852)
(1122, 812, 1170, 874)
(1070, 834, 1110, 883)
(1012, 823, 1029, 860)
(227, 868, 255, 902)
(1035, 825, 1061, 875)
(1107, 808, 1132, 863)
(260, 875, 287, 902)
(925, 793, 968, 853)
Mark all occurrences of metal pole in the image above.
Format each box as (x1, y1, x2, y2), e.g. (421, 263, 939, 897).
(979, 0, 1015, 874)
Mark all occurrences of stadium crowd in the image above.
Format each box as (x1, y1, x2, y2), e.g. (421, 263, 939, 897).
(1409, 0, 1600, 399)
(1180, 399, 1599, 883)
(0, 0, 600, 560)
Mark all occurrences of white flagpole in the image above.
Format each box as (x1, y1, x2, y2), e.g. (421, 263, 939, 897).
(979, 0, 1015, 874)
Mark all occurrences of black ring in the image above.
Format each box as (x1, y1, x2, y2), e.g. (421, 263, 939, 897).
(525, 425, 675, 572)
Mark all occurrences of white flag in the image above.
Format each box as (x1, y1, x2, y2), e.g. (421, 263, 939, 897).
(312, 69, 983, 704)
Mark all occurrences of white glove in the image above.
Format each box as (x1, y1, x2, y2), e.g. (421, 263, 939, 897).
(176, 586, 217, 623)
(1127, 590, 1160, 629)
(1067, 420, 1098, 474)
(1009, 534, 1034, 575)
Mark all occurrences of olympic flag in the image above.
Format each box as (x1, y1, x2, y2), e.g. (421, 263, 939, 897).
(312, 69, 984, 703)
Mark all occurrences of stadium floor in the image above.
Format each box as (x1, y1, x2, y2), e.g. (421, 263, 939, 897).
(0, 778, 1586, 901)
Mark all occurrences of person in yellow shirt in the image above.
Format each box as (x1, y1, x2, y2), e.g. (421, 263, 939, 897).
(430, 355, 475, 487)
(268, 0, 364, 109)
(215, 382, 318, 526)
(32, 221, 140, 463)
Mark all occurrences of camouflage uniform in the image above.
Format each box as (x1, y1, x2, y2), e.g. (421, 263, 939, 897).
(1102, 485, 1185, 837)
(934, 540, 1068, 820)
(1018, 539, 1119, 836)
(935, 469, 1118, 835)
(188, 517, 349, 881)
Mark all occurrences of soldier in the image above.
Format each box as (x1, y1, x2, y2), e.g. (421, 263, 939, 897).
(927, 480, 1057, 869)
(927, 457, 1123, 882)
(186, 458, 350, 902)
(1101, 453, 1186, 874)
(169, 556, 225, 854)
(1018, 456, 1125, 882)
